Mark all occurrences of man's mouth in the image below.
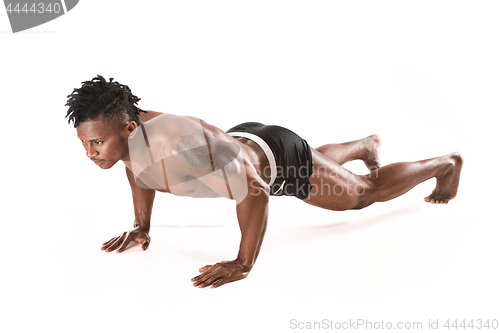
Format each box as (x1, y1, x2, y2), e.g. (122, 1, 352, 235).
(93, 159, 105, 165)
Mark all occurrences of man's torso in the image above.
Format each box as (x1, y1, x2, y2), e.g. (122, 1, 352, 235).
(126, 112, 270, 199)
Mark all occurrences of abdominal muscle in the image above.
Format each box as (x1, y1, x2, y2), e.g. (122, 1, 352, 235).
(142, 149, 268, 199)
(231, 137, 271, 185)
(136, 162, 222, 198)
(159, 176, 222, 198)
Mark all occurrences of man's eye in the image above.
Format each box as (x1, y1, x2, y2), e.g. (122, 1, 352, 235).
(95, 141, 103, 145)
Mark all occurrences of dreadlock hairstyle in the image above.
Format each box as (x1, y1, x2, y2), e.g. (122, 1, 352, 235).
(65, 75, 147, 132)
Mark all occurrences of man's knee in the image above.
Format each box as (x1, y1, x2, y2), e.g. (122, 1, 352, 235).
(351, 198, 374, 210)
(350, 178, 375, 210)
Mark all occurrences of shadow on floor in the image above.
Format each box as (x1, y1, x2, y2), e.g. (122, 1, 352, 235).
(266, 203, 424, 250)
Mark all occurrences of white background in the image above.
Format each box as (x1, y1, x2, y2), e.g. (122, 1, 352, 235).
(1, 1, 498, 332)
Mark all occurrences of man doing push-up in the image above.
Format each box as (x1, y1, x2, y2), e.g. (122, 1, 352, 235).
(65, 75, 463, 289)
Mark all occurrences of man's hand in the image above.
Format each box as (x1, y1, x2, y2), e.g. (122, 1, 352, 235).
(191, 260, 250, 288)
(101, 226, 150, 253)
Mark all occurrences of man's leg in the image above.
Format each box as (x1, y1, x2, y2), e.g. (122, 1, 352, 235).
(315, 134, 382, 170)
(303, 149, 463, 210)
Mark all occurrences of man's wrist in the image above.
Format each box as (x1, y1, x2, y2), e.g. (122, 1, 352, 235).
(235, 257, 253, 272)
(134, 223, 150, 233)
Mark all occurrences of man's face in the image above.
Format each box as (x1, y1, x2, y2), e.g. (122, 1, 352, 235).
(76, 118, 133, 169)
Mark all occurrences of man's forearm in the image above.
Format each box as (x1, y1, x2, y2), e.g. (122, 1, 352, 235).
(126, 166, 156, 232)
(132, 188, 155, 232)
(235, 188, 269, 270)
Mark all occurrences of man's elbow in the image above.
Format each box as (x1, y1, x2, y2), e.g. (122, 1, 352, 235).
(234, 179, 270, 205)
(248, 179, 270, 198)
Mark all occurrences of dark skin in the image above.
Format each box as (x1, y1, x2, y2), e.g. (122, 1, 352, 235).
(76, 111, 462, 288)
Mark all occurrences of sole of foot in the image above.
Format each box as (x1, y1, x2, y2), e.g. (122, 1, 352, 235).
(424, 152, 463, 204)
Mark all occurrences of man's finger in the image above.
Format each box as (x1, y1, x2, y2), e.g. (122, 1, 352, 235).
(198, 265, 213, 273)
(101, 237, 118, 247)
(104, 233, 127, 252)
(104, 240, 122, 252)
(116, 236, 134, 253)
(193, 266, 216, 281)
(192, 272, 207, 283)
(211, 278, 226, 288)
(198, 275, 222, 288)
(102, 237, 121, 251)
(193, 272, 213, 286)
(192, 265, 220, 284)
(142, 240, 150, 250)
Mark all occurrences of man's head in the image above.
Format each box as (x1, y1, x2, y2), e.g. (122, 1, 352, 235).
(65, 75, 147, 169)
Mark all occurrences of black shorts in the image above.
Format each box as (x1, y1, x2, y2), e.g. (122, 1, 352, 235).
(227, 122, 314, 200)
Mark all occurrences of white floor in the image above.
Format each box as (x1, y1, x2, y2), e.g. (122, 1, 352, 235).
(4, 147, 498, 333)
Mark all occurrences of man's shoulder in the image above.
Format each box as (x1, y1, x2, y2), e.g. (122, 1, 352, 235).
(135, 114, 209, 162)
(142, 114, 201, 142)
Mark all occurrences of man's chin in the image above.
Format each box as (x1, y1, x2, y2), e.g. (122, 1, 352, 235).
(98, 160, 116, 169)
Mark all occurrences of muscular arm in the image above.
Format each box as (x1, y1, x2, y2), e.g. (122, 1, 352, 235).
(139, 115, 271, 286)
(191, 155, 271, 288)
(100, 166, 156, 253)
(235, 170, 270, 270)
(126, 165, 156, 232)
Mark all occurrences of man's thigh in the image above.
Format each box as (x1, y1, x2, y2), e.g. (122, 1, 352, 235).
(303, 148, 371, 211)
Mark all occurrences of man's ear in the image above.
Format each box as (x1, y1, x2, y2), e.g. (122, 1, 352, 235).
(125, 121, 138, 138)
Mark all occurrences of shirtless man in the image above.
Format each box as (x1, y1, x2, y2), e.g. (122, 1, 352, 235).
(66, 75, 463, 289)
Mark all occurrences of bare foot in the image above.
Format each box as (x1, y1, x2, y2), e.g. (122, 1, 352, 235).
(362, 134, 382, 171)
(424, 152, 463, 204)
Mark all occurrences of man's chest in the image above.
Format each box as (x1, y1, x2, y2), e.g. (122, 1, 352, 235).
(135, 161, 221, 198)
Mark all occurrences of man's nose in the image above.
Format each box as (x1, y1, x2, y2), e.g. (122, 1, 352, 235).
(84, 143, 98, 159)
